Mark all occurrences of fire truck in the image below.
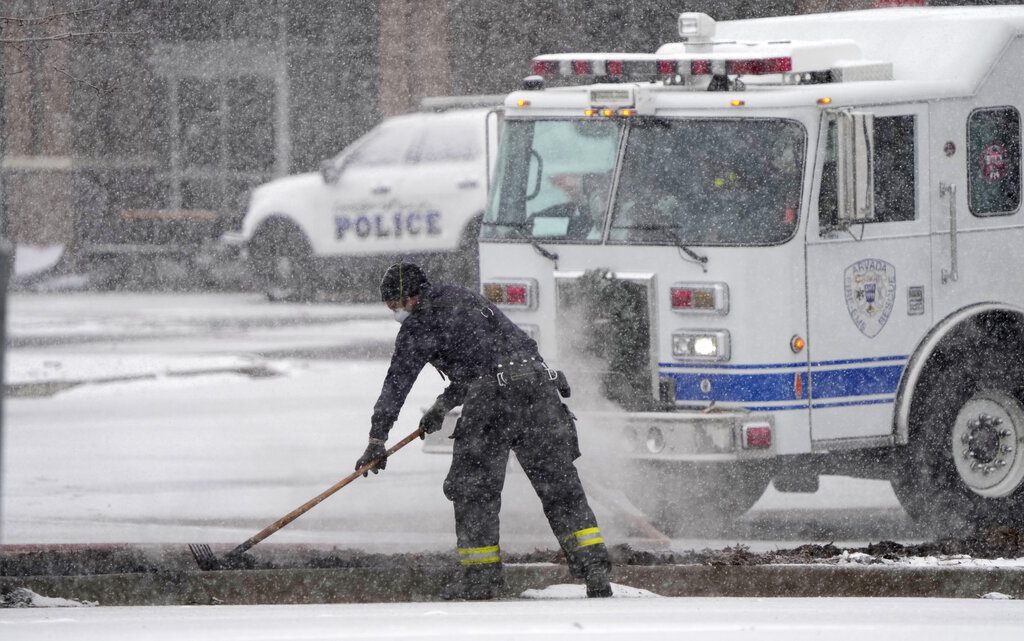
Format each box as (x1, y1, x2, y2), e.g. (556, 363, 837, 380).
(476, 7, 1024, 534)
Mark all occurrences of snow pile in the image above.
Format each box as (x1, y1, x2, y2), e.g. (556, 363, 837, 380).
(520, 583, 660, 599)
(13, 244, 64, 277)
(834, 549, 1024, 568)
(0, 587, 96, 608)
(835, 551, 875, 564)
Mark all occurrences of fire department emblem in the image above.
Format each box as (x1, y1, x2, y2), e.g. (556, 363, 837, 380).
(844, 259, 896, 338)
(981, 143, 1008, 181)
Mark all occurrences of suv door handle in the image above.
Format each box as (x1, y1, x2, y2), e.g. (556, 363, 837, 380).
(457, 180, 479, 190)
(372, 185, 391, 195)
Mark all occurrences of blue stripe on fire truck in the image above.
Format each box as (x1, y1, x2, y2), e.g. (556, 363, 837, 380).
(659, 355, 909, 411)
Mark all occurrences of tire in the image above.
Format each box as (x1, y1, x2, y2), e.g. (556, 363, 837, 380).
(892, 339, 1024, 533)
(624, 460, 771, 536)
(248, 221, 319, 302)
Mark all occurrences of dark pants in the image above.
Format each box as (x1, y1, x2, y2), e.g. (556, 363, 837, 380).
(443, 369, 610, 576)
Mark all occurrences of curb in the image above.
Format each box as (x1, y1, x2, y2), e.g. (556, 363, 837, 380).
(4, 564, 1023, 606)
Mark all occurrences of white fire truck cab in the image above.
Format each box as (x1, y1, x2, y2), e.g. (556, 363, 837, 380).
(479, 7, 1024, 534)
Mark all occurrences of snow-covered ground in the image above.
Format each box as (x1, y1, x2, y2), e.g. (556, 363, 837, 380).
(3, 293, 1022, 636)
(1, 292, 918, 553)
(3, 597, 1024, 640)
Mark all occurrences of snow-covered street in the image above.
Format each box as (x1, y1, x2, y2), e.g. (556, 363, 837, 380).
(3, 597, 1024, 641)
(1, 292, 919, 553)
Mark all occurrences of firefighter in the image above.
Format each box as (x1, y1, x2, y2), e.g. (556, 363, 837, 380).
(356, 262, 613, 600)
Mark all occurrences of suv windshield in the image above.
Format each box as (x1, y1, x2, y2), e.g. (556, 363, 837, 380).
(610, 118, 804, 245)
(481, 119, 622, 242)
(483, 117, 805, 246)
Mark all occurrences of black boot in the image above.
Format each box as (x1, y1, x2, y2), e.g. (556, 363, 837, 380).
(584, 565, 613, 598)
(560, 528, 613, 597)
(441, 564, 506, 601)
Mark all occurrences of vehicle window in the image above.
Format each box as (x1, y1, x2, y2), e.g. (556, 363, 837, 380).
(611, 118, 804, 246)
(416, 120, 481, 162)
(346, 122, 419, 168)
(968, 106, 1021, 216)
(873, 115, 916, 223)
(818, 114, 917, 229)
(482, 119, 622, 242)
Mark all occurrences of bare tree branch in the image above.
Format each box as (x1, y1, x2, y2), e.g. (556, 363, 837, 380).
(47, 57, 104, 93)
(1, 30, 139, 44)
(0, 4, 103, 26)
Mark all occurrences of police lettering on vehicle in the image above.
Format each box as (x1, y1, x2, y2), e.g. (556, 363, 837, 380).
(334, 211, 442, 240)
(844, 258, 896, 338)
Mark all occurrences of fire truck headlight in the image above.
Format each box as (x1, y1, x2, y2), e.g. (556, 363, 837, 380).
(645, 427, 666, 454)
(672, 329, 730, 361)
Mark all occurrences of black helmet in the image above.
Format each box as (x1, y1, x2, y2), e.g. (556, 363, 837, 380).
(379, 262, 429, 301)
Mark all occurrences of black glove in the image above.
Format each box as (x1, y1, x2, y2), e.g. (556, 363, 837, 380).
(355, 441, 387, 477)
(418, 401, 448, 439)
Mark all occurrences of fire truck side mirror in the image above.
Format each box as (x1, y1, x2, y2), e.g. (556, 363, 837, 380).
(836, 111, 876, 223)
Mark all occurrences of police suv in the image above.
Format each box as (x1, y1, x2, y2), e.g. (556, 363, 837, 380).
(231, 101, 499, 300)
(477, 7, 1024, 534)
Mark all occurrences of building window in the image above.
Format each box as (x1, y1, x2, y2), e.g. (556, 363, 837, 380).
(968, 106, 1021, 217)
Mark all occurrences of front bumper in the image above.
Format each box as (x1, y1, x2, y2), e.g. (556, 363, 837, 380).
(421, 407, 775, 462)
(606, 410, 775, 462)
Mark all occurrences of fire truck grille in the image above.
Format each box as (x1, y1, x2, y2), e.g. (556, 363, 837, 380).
(555, 271, 656, 410)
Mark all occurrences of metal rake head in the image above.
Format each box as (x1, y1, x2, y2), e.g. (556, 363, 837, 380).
(188, 543, 222, 571)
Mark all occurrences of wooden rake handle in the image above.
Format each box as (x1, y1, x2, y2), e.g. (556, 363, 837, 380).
(228, 427, 424, 557)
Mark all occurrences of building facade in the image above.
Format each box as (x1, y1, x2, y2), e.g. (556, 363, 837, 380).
(2, 0, 890, 256)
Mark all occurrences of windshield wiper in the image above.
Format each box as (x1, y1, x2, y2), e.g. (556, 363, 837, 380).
(623, 224, 708, 272)
(483, 221, 560, 267)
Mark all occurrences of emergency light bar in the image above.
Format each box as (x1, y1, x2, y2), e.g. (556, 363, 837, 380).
(530, 39, 870, 83)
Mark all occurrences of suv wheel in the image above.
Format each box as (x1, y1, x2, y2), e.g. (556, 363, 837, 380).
(249, 221, 318, 302)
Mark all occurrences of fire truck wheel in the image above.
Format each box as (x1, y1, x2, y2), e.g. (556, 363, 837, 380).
(249, 220, 319, 302)
(893, 348, 1024, 533)
(625, 460, 771, 536)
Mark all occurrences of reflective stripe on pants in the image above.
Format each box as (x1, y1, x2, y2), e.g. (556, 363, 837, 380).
(573, 526, 604, 548)
(458, 544, 500, 566)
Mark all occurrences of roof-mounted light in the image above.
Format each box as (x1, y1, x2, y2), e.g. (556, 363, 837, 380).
(678, 12, 716, 40)
(657, 60, 677, 76)
(728, 57, 792, 75)
(532, 59, 559, 77)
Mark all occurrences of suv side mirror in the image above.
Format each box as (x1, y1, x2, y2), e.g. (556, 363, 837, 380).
(836, 111, 875, 223)
(320, 159, 341, 185)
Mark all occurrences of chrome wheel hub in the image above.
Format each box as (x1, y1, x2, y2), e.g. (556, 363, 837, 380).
(951, 390, 1024, 498)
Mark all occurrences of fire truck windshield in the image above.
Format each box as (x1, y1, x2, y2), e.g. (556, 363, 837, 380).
(482, 119, 622, 242)
(610, 118, 805, 246)
(482, 117, 804, 246)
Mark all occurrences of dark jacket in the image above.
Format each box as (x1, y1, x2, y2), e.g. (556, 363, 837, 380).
(369, 283, 539, 440)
